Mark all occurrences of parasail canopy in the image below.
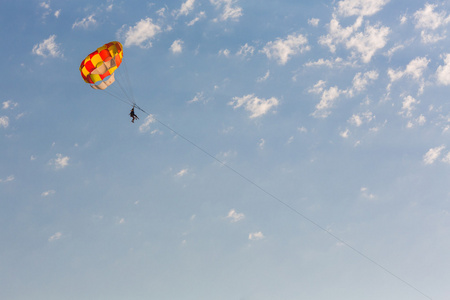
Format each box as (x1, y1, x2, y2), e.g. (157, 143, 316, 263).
(79, 41, 123, 90)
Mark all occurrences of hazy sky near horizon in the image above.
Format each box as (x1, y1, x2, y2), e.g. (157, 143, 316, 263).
(1, 0, 450, 299)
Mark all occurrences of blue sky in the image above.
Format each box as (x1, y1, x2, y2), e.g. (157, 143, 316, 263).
(1, 0, 450, 299)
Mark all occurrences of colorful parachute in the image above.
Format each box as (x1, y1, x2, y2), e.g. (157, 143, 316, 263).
(80, 41, 123, 90)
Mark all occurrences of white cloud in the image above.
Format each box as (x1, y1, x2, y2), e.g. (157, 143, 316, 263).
(210, 0, 243, 22)
(0, 175, 14, 183)
(121, 18, 162, 48)
(139, 115, 156, 133)
(72, 14, 97, 29)
(399, 95, 419, 118)
(340, 129, 350, 138)
(175, 0, 196, 18)
(384, 44, 405, 58)
(176, 168, 188, 177)
(219, 49, 230, 57)
(308, 80, 326, 94)
(311, 72, 377, 118)
(312, 85, 342, 118)
(436, 54, 450, 85)
(348, 111, 374, 127)
(414, 3, 450, 30)
(308, 18, 319, 26)
(414, 3, 450, 43)
(40, 1, 50, 10)
(2, 100, 18, 109)
(261, 33, 310, 65)
(347, 70, 378, 96)
(420, 31, 446, 44)
(156, 8, 166, 17)
(298, 126, 308, 133)
(226, 209, 245, 222)
(249, 231, 265, 241)
(319, 16, 363, 53)
(41, 190, 56, 197)
(48, 232, 62, 242)
(236, 43, 255, 57)
(346, 23, 390, 63)
(319, 14, 389, 63)
(170, 39, 183, 54)
(407, 114, 426, 128)
(229, 94, 279, 118)
(32, 35, 63, 58)
(388, 56, 429, 82)
(442, 152, 450, 164)
(216, 150, 237, 164)
(360, 187, 376, 199)
(398, 12, 408, 24)
(337, 0, 390, 17)
(187, 92, 204, 104)
(0, 116, 9, 128)
(49, 153, 70, 170)
(40, 1, 59, 19)
(423, 145, 445, 165)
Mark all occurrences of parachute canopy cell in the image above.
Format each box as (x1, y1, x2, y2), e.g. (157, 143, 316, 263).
(80, 41, 123, 90)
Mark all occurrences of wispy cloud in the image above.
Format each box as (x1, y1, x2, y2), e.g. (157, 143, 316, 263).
(399, 95, 419, 118)
(187, 92, 204, 104)
(249, 231, 264, 241)
(41, 190, 56, 197)
(236, 43, 255, 58)
(348, 111, 375, 127)
(226, 209, 245, 222)
(423, 145, 446, 165)
(256, 70, 270, 82)
(229, 94, 279, 118)
(210, 0, 243, 22)
(309, 81, 342, 118)
(360, 187, 376, 200)
(176, 168, 189, 177)
(187, 11, 206, 26)
(0, 116, 9, 128)
(32, 35, 63, 58)
(2, 100, 18, 110)
(48, 232, 62, 242)
(174, 0, 196, 18)
(72, 14, 97, 29)
(346, 70, 379, 96)
(139, 115, 156, 133)
(0, 175, 14, 183)
(308, 18, 319, 26)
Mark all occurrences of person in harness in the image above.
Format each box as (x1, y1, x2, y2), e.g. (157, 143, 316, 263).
(130, 107, 139, 123)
